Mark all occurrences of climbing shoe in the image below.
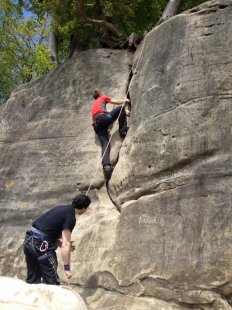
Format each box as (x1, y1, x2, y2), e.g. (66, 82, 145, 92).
(103, 165, 113, 181)
(103, 164, 113, 172)
(119, 127, 129, 139)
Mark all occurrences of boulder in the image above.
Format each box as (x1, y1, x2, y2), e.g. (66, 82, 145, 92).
(0, 276, 87, 310)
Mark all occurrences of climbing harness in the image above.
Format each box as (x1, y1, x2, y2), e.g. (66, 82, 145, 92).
(25, 227, 50, 252)
(24, 230, 60, 284)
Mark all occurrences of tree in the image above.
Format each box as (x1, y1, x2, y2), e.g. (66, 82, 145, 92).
(26, 0, 168, 57)
(77, 0, 124, 48)
(48, 31, 59, 65)
(156, 0, 209, 26)
(0, 0, 55, 102)
(157, 0, 182, 25)
(1, 0, 210, 101)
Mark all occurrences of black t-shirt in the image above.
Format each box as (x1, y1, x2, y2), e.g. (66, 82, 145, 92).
(33, 205, 76, 241)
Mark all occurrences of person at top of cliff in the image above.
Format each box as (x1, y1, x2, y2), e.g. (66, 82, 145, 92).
(23, 194, 91, 285)
(91, 90, 130, 175)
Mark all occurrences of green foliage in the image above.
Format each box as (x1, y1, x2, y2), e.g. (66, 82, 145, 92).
(0, 0, 55, 102)
(105, 0, 168, 36)
(39, 0, 209, 57)
(25, 0, 101, 59)
(0, 0, 211, 102)
(24, 0, 210, 59)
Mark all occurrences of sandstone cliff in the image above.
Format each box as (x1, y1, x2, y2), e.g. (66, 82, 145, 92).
(0, 0, 232, 309)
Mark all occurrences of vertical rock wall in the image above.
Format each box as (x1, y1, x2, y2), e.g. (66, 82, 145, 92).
(106, 0, 232, 308)
(0, 49, 132, 278)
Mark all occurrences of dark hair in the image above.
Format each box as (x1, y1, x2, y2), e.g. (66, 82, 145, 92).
(72, 194, 91, 209)
(93, 90, 101, 99)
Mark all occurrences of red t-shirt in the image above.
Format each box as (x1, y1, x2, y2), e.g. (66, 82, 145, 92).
(91, 95, 111, 119)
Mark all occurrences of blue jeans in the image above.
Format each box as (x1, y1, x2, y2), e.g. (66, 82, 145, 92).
(93, 106, 127, 166)
(24, 230, 60, 285)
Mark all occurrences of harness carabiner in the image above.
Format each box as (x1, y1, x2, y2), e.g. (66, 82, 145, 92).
(39, 240, 48, 252)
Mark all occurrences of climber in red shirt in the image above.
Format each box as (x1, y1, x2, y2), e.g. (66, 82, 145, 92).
(91, 90, 130, 176)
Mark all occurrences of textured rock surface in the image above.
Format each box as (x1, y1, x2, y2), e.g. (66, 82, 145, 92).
(106, 0, 232, 308)
(0, 1, 232, 309)
(0, 49, 132, 278)
(0, 276, 88, 309)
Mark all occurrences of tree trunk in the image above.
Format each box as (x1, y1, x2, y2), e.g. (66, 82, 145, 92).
(68, 33, 79, 58)
(48, 31, 59, 65)
(95, 0, 105, 19)
(157, 0, 182, 25)
(77, 0, 124, 48)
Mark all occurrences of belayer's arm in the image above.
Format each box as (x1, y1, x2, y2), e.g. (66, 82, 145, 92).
(61, 229, 73, 278)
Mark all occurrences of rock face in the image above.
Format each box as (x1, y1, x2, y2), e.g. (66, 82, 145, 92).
(0, 1, 232, 309)
(0, 277, 88, 310)
(0, 48, 131, 278)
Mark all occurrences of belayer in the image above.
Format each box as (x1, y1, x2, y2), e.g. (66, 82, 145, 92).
(23, 194, 91, 285)
(91, 90, 130, 175)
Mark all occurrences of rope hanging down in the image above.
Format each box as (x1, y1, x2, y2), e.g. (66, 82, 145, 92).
(85, 30, 151, 196)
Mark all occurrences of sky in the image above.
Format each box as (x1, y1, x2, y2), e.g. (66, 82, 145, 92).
(23, 8, 32, 19)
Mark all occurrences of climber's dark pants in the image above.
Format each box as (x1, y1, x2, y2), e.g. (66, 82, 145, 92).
(93, 106, 127, 166)
(24, 229, 60, 285)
